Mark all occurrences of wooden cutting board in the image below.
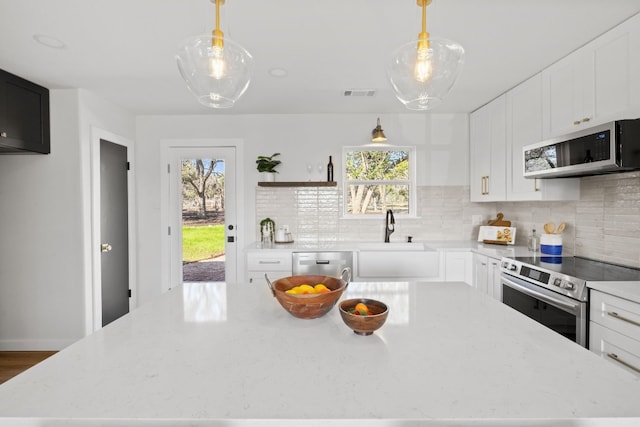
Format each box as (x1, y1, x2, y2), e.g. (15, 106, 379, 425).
(487, 212, 511, 227)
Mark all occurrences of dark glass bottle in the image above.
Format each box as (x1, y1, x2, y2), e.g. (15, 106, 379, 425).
(327, 156, 334, 182)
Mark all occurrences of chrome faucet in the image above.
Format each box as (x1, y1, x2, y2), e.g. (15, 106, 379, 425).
(384, 209, 395, 242)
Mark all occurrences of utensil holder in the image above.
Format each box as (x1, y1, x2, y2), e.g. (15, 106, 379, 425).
(540, 234, 562, 255)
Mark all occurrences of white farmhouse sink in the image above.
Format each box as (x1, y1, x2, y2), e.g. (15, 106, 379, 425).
(357, 242, 433, 251)
(356, 242, 440, 279)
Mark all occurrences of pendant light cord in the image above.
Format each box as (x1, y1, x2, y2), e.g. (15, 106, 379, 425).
(212, 0, 224, 48)
(417, 0, 430, 49)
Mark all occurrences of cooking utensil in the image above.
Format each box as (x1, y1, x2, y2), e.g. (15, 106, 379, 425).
(556, 223, 566, 234)
(544, 222, 555, 234)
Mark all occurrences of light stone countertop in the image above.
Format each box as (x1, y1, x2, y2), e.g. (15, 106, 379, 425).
(246, 240, 537, 258)
(1, 282, 639, 426)
(247, 241, 640, 303)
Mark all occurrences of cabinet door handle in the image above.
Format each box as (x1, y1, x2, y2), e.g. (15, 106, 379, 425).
(573, 120, 581, 126)
(582, 117, 591, 123)
(259, 260, 281, 265)
(534, 178, 540, 192)
(607, 311, 640, 328)
(607, 353, 640, 374)
(481, 176, 489, 195)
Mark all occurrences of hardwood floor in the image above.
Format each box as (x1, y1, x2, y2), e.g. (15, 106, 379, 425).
(0, 351, 57, 384)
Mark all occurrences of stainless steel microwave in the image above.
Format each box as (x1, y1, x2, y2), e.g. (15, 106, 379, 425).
(523, 119, 640, 178)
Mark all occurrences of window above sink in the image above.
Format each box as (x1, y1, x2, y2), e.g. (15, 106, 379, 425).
(342, 145, 417, 218)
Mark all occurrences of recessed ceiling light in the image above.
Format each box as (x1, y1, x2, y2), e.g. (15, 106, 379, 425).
(268, 68, 288, 78)
(33, 34, 67, 50)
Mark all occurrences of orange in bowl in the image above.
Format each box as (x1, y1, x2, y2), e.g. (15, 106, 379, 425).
(339, 298, 388, 335)
(267, 269, 350, 319)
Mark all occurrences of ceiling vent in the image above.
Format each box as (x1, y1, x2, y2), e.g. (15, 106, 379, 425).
(344, 89, 376, 97)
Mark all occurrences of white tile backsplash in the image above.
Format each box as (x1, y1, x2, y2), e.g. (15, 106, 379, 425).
(256, 171, 640, 268)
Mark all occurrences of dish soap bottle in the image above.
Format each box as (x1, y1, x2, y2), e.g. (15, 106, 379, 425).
(327, 156, 334, 182)
(528, 229, 538, 252)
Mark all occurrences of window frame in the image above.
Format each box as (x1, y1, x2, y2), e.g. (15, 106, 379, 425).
(341, 145, 417, 218)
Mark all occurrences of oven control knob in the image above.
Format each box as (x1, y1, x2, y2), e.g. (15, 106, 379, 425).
(509, 264, 517, 271)
(564, 282, 575, 290)
(553, 278, 563, 287)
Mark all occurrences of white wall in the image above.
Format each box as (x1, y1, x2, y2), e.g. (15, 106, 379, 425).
(135, 113, 469, 304)
(0, 89, 135, 350)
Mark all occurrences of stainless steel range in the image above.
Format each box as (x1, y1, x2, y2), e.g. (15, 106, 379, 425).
(500, 256, 640, 347)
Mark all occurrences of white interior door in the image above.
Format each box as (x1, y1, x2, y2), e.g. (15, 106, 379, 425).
(167, 146, 237, 289)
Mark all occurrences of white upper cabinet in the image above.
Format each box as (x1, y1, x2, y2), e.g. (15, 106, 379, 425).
(471, 13, 639, 203)
(470, 95, 506, 202)
(542, 13, 640, 139)
(542, 49, 594, 138)
(506, 75, 580, 201)
(592, 14, 640, 122)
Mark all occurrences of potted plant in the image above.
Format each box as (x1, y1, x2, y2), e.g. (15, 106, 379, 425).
(256, 153, 281, 182)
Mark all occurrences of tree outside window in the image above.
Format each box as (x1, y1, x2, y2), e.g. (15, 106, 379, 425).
(343, 146, 415, 216)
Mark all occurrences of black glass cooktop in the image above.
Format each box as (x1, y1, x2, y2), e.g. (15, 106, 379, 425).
(513, 256, 640, 282)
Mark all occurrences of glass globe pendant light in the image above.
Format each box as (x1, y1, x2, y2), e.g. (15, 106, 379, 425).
(387, 0, 464, 110)
(176, 0, 253, 108)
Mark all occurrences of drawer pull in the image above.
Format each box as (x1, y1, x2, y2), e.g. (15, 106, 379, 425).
(607, 353, 640, 374)
(607, 311, 640, 328)
(259, 260, 281, 265)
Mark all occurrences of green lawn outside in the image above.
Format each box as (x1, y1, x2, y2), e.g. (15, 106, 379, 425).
(182, 224, 225, 262)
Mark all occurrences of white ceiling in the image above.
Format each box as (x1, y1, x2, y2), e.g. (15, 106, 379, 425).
(2, 0, 640, 116)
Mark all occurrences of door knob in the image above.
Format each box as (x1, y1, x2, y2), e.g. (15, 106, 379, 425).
(101, 243, 112, 253)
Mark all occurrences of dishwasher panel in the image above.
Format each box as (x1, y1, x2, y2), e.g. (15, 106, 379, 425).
(292, 251, 353, 277)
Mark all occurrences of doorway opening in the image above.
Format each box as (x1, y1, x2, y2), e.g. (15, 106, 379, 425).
(166, 144, 237, 290)
(181, 158, 226, 282)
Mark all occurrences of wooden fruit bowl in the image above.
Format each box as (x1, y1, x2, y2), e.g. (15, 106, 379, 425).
(267, 268, 350, 319)
(339, 298, 388, 335)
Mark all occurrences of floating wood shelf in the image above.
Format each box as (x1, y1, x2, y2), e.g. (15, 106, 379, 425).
(257, 181, 337, 187)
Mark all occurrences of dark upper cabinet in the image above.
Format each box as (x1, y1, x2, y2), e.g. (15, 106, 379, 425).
(0, 69, 50, 154)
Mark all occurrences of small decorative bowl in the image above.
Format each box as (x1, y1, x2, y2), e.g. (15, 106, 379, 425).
(339, 298, 388, 335)
(267, 268, 350, 319)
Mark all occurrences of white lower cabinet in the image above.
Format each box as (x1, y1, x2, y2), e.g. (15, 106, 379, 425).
(472, 253, 502, 301)
(444, 250, 472, 285)
(589, 290, 640, 377)
(246, 251, 292, 285)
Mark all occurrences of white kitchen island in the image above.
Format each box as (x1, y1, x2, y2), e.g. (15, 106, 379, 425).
(1, 281, 640, 427)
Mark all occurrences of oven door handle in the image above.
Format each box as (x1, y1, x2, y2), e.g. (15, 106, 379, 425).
(501, 275, 580, 312)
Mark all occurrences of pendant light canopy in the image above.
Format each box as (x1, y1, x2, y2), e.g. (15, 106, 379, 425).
(387, 0, 464, 111)
(371, 118, 387, 142)
(176, 0, 253, 108)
